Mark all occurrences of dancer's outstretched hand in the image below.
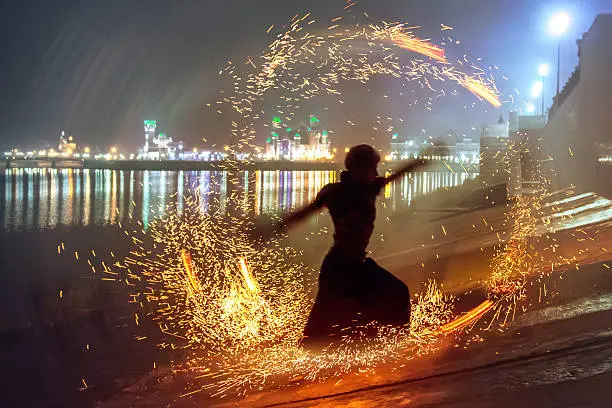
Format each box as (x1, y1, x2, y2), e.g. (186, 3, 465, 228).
(251, 214, 285, 241)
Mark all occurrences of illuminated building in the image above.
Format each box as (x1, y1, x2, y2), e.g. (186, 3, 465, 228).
(389, 134, 421, 160)
(454, 138, 480, 163)
(138, 120, 185, 160)
(143, 120, 157, 153)
(389, 133, 479, 164)
(264, 115, 332, 161)
(58, 131, 77, 154)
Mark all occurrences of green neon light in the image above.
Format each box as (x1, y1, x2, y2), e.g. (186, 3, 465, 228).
(271, 131, 278, 137)
(144, 120, 157, 126)
(310, 116, 320, 123)
(286, 128, 292, 132)
(272, 117, 282, 123)
(266, 138, 272, 143)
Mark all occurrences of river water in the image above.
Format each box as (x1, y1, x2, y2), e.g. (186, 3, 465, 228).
(0, 168, 476, 231)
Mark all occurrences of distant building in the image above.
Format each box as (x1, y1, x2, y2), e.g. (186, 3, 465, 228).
(389, 134, 421, 160)
(138, 120, 185, 160)
(58, 131, 77, 154)
(389, 133, 479, 164)
(479, 114, 510, 186)
(264, 115, 332, 161)
(455, 138, 480, 164)
(143, 120, 157, 153)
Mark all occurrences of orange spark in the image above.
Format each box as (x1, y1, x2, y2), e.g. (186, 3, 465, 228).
(391, 32, 447, 62)
(459, 76, 501, 108)
(440, 300, 494, 334)
(181, 250, 201, 295)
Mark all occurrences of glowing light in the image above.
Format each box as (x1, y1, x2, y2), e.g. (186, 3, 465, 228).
(538, 63, 549, 77)
(531, 81, 543, 98)
(549, 12, 570, 36)
(525, 102, 536, 114)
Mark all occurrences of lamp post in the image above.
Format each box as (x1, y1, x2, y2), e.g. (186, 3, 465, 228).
(538, 64, 549, 116)
(548, 13, 570, 97)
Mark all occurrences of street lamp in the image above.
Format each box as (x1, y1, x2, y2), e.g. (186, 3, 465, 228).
(525, 102, 536, 115)
(549, 12, 570, 36)
(548, 12, 570, 97)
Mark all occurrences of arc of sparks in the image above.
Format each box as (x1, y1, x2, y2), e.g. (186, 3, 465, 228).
(238, 258, 259, 294)
(459, 76, 502, 108)
(440, 299, 494, 334)
(181, 249, 202, 295)
(390, 32, 447, 62)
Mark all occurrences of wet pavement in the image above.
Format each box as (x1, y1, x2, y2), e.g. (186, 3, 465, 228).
(100, 191, 612, 408)
(100, 259, 612, 408)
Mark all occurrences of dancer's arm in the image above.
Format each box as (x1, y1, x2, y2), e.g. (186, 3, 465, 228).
(380, 158, 428, 186)
(276, 200, 324, 232)
(273, 186, 328, 233)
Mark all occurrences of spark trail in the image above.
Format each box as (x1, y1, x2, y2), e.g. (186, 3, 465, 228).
(213, 16, 501, 156)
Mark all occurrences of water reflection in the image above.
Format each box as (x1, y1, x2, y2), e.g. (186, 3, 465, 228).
(0, 169, 477, 231)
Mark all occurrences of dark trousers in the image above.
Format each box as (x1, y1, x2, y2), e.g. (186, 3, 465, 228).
(303, 251, 411, 342)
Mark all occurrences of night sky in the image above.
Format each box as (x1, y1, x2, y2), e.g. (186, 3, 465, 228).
(1, 0, 611, 152)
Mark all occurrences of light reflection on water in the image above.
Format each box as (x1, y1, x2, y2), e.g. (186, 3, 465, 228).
(0, 169, 477, 231)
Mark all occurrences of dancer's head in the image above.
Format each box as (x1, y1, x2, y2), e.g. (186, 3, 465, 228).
(344, 144, 380, 183)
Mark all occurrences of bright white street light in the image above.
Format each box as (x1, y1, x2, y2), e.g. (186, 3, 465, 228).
(525, 102, 536, 114)
(549, 12, 570, 36)
(531, 81, 543, 98)
(538, 63, 549, 77)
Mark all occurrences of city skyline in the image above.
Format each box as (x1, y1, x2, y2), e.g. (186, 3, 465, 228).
(2, 1, 611, 152)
